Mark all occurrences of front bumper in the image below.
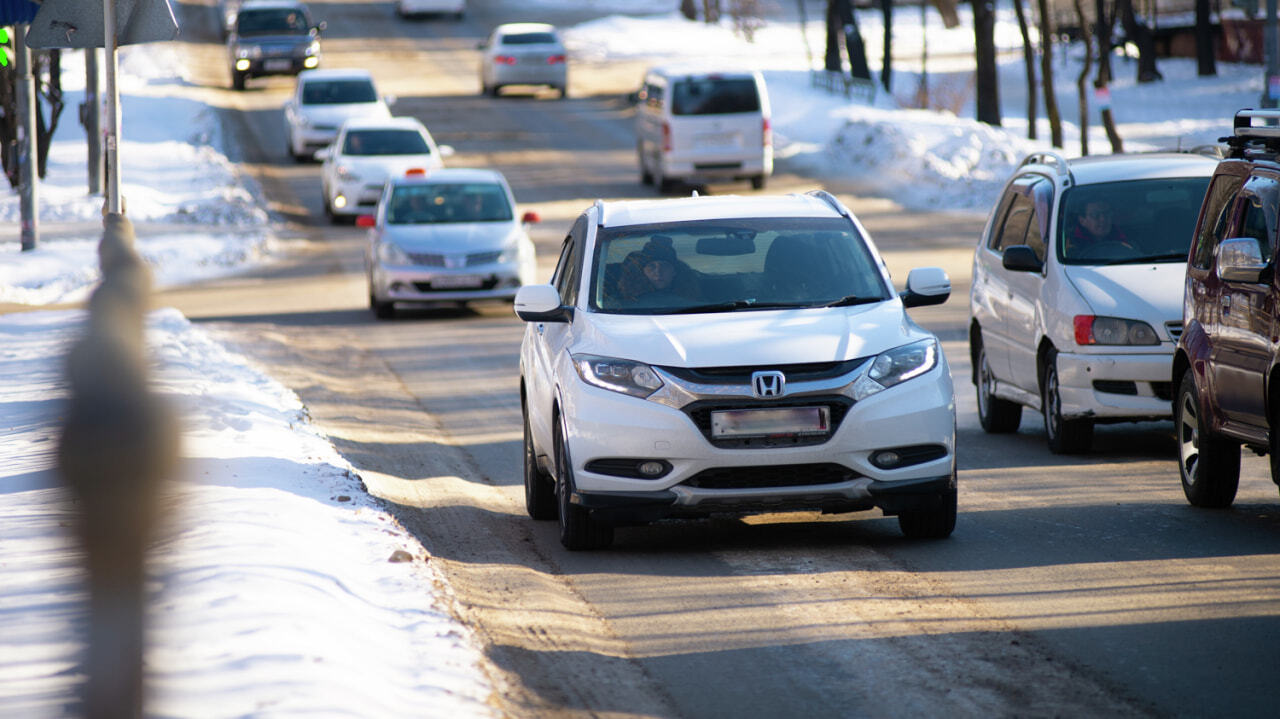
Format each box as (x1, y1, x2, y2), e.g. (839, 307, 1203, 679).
(329, 178, 387, 216)
(234, 54, 318, 78)
(371, 260, 527, 302)
(1055, 347, 1174, 420)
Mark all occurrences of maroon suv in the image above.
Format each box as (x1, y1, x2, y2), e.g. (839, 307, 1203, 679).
(1172, 108, 1280, 507)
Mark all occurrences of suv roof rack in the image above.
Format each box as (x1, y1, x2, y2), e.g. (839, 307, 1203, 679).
(805, 189, 851, 218)
(1224, 108, 1280, 159)
(594, 198, 607, 226)
(1019, 151, 1073, 181)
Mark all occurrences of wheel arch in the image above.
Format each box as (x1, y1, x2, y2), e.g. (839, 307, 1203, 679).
(1035, 337, 1057, 391)
(968, 320, 982, 386)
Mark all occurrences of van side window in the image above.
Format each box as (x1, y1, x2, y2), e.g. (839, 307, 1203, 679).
(989, 176, 1044, 262)
(1191, 175, 1245, 270)
(643, 82, 663, 109)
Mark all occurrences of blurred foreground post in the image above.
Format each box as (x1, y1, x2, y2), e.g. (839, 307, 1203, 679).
(58, 213, 179, 719)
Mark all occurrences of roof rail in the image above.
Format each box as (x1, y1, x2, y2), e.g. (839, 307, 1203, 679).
(1225, 108, 1280, 159)
(805, 189, 850, 218)
(594, 198, 606, 226)
(1019, 151, 1072, 180)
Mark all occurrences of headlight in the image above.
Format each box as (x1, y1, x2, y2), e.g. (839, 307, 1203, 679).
(376, 241, 410, 265)
(306, 40, 321, 56)
(336, 164, 360, 182)
(851, 339, 937, 401)
(237, 46, 261, 59)
(498, 242, 520, 263)
(573, 354, 663, 399)
(1073, 315, 1159, 346)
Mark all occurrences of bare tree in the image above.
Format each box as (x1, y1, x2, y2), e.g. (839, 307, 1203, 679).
(1074, 0, 1092, 155)
(880, 0, 893, 93)
(1116, 0, 1162, 82)
(826, 0, 873, 81)
(1012, 0, 1037, 139)
(704, 0, 722, 23)
(1035, 0, 1063, 147)
(681, 0, 698, 20)
(972, 0, 1001, 125)
(729, 0, 766, 41)
(1194, 0, 1216, 76)
(0, 47, 65, 188)
(1094, 0, 1123, 152)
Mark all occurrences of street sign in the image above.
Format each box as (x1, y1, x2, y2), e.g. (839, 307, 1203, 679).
(25, 0, 177, 49)
(0, 0, 39, 25)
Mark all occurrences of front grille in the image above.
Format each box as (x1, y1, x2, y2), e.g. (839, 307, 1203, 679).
(408, 252, 446, 267)
(1151, 381, 1175, 401)
(694, 162, 743, 170)
(1165, 321, 1183, 341)
(683, 463, 858, 489)
(1093, 380, 1138, 395)
(683, 396, 854, 449)
(404, 251, 505, 268)
(661, 358, 866, 385)
(413, 277, 499, 291)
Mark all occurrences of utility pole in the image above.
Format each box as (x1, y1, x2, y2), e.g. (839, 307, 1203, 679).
(1266, 0, 1279, 108)
(16, 24, 37, 251)
(103, 0, 121, 213)
(84, 47, 102, 194)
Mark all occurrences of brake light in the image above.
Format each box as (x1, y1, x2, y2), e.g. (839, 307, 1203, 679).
(762, 117, 772, 147)
(405, 168, 427, 177)
(547, 54, 566, 64)
(493, 55, 516, 65)
(662, 121, 671, 153)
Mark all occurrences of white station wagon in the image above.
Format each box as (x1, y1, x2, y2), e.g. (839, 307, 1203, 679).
(516, 192, 957, 550)
(969, 151, 1216, 453)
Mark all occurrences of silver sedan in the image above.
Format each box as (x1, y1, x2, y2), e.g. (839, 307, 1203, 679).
(478, 23, 567, 99)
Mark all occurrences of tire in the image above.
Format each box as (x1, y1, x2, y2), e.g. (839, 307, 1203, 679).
(488, 84, 501, 98)
(1176, 368, 1240, 507)
(523, 402, 557, 520)
(654, 162, 675, 195)
(638, 145, 653, 186)
(555, 85, 567, 99)
(975, 341, 1021, 433)
(232, 71, 246, 91)
(554, 418, 613, 550)
(1041, 348, 1093, 454)
(897, 475, 957, 539)
(370, 292, 395, 319)
(750, 174, 767, 190)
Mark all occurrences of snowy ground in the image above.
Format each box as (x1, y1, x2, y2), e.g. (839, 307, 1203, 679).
(0, 2, 1266, 715)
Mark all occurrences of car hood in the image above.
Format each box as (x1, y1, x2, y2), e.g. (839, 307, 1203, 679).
(233, 33, 310, 49)
(383, 222, 518, 252)
(1062, 262, 1184, 326)
(342, 154, 442, 180)
(572, 301, 931, 368)
(300, 103, 389, 126)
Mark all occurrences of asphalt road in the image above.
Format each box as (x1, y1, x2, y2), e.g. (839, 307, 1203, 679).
(148, 1, 1280, 716)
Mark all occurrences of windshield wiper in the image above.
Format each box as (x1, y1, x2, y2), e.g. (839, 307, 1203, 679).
(1103, 252, 1187, 265)
(824, 294, 884, 307)
(665, 299, 810, 315)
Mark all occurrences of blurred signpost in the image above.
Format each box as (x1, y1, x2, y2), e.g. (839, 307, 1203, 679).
(0, 0, 40, 250)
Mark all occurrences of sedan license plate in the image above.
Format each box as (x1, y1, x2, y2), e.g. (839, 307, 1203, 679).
(711, 406, 830, 438)
(263, 59, 291, 72)
(431, 274, 484, 289)
(695, 131, 739, 148)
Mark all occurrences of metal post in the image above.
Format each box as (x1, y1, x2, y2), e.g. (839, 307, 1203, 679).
(85, 48, 102, 195)
(16, 25, 38, 251)
(1266, 0, 1279, 109)
(104, 0, 122, 214)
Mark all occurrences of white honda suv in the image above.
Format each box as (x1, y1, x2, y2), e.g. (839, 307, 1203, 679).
(515, 192, 957, 550)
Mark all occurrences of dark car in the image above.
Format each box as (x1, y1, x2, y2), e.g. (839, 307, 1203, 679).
(1172, 108, 1280, 507)
(227, 0, 323, 90)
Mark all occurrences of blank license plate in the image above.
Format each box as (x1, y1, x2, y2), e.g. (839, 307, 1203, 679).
(711, 406, 830, 438)
(432, 274, 484, 289)
(695, 131, 739, 148)
(263, 59, 291, 71)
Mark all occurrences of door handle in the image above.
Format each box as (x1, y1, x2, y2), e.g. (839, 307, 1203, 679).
(1221, 295, 1231, 313)
(536, 323, 545, 335)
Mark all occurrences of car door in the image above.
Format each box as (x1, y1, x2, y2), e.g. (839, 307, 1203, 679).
(527, 215, 587, 448)
(971, 185, 1019, 379)
(1003, 176, 1052, 393)
(1209, 174, 1278, 428)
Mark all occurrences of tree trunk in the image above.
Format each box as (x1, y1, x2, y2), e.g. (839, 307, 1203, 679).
(703, 0, 721, 23)
(1012, 0, 1037, 140)
(825, 0, 842, 72)
(972, 0, 1001, 126)
(1116, 0, 1162, 82)
(1074, 0, 1092, 156)
(1195, 0, 1217, 76)
(836, 0, 873, 81)
(1094, 0, 1122, 152)
(881, 0, 893, 93)
(1036, 0, 1063, 147)
(680, 0, 698, 20)
(35, 50, 63, 179)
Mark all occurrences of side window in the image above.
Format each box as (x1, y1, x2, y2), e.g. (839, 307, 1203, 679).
(553, 215, 588, 305)
(1238, 175, 1280, 263)
(1024, 178, 1051, 263)
(987, 175, 1045, 260)
(1191, 174, 1245, 270)
(985, 191, 1018, 252)
(645, 82, 663, 109)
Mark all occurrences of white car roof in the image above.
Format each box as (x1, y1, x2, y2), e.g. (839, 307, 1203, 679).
(297, 68, 374, 83)
(340, 116, 426, 132)
(389, 168, 508, 188)
(600, 193, 842, 228)
(1025, 152, 1219, 186)
(645, 64, 763, 81)
(496, 22, 557, 34)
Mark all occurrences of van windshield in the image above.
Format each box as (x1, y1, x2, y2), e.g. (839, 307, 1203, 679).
(237, 9, 309, 35)
(671, 77, 760, 116)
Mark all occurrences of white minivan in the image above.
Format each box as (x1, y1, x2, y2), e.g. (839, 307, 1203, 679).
(634, 66, 772, 193)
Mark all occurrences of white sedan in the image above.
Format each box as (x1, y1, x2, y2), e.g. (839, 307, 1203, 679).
(283, 68, 391, 162)
(318, 116, 452, 222)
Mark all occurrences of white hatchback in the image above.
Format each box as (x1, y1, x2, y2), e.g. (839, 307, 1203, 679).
(283, 68, 391, 162)
(318, 116, 452, 221)
(969, 151, 1216, 453)
(516, 192, 957, 550)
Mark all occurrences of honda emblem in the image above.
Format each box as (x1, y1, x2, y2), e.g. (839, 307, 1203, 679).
(751, 370, 785, 398)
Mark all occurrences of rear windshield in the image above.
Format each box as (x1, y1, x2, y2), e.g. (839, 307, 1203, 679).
(342, 129, 429, 156)
(236, 8, 309, 35)
(500, 32, 557, 45)
(671, 77, 760, 116)
(386, 183, 513, 224)
(588, 217, 889, 314)
(302, 80, 376, 105)
(1057, 176, 1213, 265)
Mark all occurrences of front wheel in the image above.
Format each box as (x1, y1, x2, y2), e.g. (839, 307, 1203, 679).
(1042, 349, 1092, 454)
(1176, 368, 1240, 507)
(524, 403, 557, 520)
(975, 342, 1021, 433)
(897, 476, 957, 539)
(232, 71, 247, 91)
(554, 419, 613, 550)
(750, 174, 767, 190)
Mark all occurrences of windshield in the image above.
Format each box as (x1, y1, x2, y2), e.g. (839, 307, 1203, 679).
(500, 32, 558, 45)
(588, 217, 889, 314)
(236, 8, 309, 35)
(342, 129, 429, 156)
(386, 183, 513, 224)
(1058, 176, 1212, 265)
(671, 77, 760, 116)
(302, 80, 377, 105)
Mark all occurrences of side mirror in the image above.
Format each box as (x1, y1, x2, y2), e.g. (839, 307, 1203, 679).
(437, 144, 456, 158)
(313, 146, 331, 162)
(626, 90, 641, 104)
(514, 284, 572, 322)
(900, 267, 951, 308)
(1217, 236, 1268, 283)
(1001, 245, 1043, 273)
(355, 214, 376, 228)
(313, 21, 326, 33)
(383, 93, 397, 106)
(521, 210, 541, 224)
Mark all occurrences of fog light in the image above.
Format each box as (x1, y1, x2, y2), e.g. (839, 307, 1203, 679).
(234, 59, 250, 71)
(334, 195, 348, 209)
(303, 57, 319, 69)
(871, 450, 901, 468)
(638, 461, 665, 477)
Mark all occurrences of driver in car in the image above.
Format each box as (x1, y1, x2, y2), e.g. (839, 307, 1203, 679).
(1068, 199, 1136, 257)
(617, 236, 699, 305)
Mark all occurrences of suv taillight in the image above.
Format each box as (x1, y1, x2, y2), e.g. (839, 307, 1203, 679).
(662, 121, 671, 153)
(763, 117, 772, 147)
(547, 54, 566, 64)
